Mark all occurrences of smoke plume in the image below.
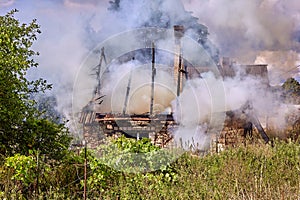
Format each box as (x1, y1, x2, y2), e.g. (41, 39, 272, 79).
(184, 0, 300, 83)
(1, 0, 299, 145)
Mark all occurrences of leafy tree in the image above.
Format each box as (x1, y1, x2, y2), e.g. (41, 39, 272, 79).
(0, 10, 71, 158)
(33, 94, 63, 124)
(282, 77, 300, 104)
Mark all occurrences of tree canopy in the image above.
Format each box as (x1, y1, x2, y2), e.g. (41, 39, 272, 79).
(282, 77, 300, 104)
(0, 10, 71, 159)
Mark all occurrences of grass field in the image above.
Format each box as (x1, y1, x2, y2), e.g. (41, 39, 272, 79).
(1, 136, 299, 199)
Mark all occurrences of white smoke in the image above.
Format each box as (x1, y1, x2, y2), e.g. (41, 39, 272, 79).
(98, 59, 176, 114)
(254, 50, 300, 85)
(1, 0, 299, 144)
(184, 0, 300, 83)
(171, 67, 298, 148)
(171, 72, 217, 150)
(0, 0, 111, 120)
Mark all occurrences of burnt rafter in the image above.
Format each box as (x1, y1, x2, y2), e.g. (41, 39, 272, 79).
(91, 47, 107, 98)
(79, 26, 271, 149)
(226, 101, 270, 144)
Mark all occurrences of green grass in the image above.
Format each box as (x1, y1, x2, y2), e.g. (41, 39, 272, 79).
(98, 140, 300, 200)
(1, 139, 299, 199)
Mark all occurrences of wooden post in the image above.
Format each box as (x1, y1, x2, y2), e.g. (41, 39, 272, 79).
(123, 68, 133, 115)
(83, 140, 87, 200)
(36, 149, 39, 198)
(150, 42, 156, 115)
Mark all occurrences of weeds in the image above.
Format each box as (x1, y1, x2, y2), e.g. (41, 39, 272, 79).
(0, 138, 299, 199)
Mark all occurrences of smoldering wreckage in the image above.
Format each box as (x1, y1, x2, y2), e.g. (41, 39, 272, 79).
(77, 0, 299, 152)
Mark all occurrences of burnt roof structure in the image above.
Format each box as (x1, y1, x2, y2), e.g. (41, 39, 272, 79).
(78, 1, 271, 149)
(79, 27, 271, 149)
(221, 57, 270, 85)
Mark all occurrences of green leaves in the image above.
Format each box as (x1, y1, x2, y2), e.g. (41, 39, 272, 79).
(5, 154, 37, 186)
(1, 138, 300, 199)
(282, 77, 300, 104)
(0, 10, 70, 159)
(98, 136, 178, 173)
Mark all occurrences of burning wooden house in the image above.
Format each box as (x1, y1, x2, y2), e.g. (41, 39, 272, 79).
(78, 23, 272, 150)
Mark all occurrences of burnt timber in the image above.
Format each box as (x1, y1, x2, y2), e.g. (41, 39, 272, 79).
(96, 113, 176, 147)
(79, 25, 271, 149)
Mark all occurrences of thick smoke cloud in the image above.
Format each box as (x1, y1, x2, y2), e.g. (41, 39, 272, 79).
(0, 0, 110, 119)
(1, 0, 297, 108)
(97, 60, 176, 114)
(255, 50, 299, 84)
(184, 0, 300, 83)
(0, 0, 299, 144)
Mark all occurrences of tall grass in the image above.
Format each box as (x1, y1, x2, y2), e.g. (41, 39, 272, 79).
(1, 139, 299, 199)
(99, 140, 299, 200)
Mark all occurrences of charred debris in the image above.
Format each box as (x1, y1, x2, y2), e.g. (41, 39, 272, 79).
(79, 24, 271, 150)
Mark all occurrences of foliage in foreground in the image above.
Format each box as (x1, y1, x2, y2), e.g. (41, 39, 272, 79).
(0, 10, 71, 158)
(0, 137, 299, 199)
